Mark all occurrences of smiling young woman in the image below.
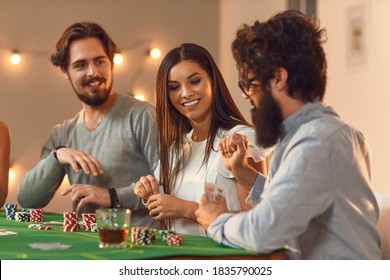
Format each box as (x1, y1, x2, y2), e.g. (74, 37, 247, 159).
(133, 43, 273, 236)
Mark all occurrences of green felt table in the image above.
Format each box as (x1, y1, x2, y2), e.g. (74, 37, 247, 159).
(0, 211, 284, 260)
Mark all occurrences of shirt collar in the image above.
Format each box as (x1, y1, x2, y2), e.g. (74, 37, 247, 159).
(281, 101, 323, 139)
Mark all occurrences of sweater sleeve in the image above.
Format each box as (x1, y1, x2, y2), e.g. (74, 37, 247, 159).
(115, 102, 158, 210)
(17, 132, 66, 208)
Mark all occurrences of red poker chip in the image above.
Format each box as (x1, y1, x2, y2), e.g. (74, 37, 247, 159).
(38, 226, 52, 230)
(63, 224, 78, 232)
(167, 234, 184, 246)
(63, 212, 78, 219)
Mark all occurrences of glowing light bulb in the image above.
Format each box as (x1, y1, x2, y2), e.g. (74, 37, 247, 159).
(134, 93, 145, 101)
(149, 48, 161, 59)
(9, 167, 14, 182)
(10, 52, 21, 65)
(113, 53, 123, 65)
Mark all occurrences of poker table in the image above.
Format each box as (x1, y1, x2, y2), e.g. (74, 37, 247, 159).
(0, 211, 285, 260)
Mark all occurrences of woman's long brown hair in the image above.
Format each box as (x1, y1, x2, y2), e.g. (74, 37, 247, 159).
(155, 43, 250, 195)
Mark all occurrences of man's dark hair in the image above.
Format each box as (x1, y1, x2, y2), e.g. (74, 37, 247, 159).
(232, 10, 327, 102)
(50, 22, 117, 71)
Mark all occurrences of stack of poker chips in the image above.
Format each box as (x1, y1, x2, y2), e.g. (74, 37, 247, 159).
(4, 203, 17, 220)
(29, 209, 44, 222)
(131, 226, 147, 242)
(159, 229, 175, 242)
(166, 233, 184, 246)
(81, 213, 96, 231)
(131, 226, 157, 245)
(63, 212, 79, 232)
(15, 212, 30, 222)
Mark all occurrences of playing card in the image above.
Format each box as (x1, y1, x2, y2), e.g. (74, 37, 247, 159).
(204, 182, 225, 202)
(28, 242, 73, 250)
(0, 230, 17, 236)
(43, 221, 64, 226)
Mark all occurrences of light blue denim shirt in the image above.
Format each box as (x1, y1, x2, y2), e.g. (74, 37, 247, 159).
(207, 101, 382, 259)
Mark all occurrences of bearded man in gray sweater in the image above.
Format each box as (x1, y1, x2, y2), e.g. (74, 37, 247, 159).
(17, 22, 158, 226)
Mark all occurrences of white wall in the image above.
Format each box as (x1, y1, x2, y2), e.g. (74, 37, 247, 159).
(318, 0, 389, 195)
(219, 0, 287, 123)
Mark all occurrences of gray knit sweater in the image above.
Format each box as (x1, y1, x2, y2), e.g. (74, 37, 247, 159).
(17, 94, 158, 226)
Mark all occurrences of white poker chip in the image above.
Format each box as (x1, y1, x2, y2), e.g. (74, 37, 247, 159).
(28, 224, 43, 229)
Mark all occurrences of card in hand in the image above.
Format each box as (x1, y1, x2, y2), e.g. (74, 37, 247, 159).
(204, 182, 225, 202)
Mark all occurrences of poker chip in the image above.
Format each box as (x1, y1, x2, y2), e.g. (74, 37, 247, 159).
(136, 228, 154, 245)
(29, 209, 44, 222)
(63, 223, 78, 232)
(159, 230, 175, 241)
(15, 212, 30, 222)
(90, 223, 98, 232)
(63, 212, 78, 219)
(81, 213, 96, 231)
(4, 203, 17, 220)
(131, 227, 156, 245)
(63, 211, 79, 232)
(37, 226, 52, 230)
(166, 233, 184, 246)
(28, 224, 43, 229)
(131, 226, 147, 243)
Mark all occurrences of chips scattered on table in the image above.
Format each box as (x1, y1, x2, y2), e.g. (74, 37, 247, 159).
(4, 204, 185, 248)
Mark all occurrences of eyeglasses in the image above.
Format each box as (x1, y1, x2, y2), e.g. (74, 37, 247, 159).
(238, 78, 261, 98)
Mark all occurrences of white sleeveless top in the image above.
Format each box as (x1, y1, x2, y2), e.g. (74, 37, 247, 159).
(155, 125, 272, 236)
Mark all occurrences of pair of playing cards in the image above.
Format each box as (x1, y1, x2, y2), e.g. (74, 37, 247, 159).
(204, 183, 225, 202)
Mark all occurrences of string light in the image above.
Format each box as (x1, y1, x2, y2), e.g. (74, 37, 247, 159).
(134, 93, 145, 101)
(10, 51, 21, 65)
(149, 48, 161, 59)
(113, 52, 123, 65)
(2, 39, 163, 102)
(8, 167, 14, 182)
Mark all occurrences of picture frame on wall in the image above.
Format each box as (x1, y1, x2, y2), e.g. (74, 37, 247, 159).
(346, 2, 369, 68)
(288, 0, 317, 17)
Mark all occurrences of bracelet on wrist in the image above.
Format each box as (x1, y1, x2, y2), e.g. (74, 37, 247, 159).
(108, 188, 120, 208)
(53, 146, 66, 162)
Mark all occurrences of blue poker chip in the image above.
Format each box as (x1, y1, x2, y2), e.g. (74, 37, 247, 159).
(4, 203, 17, 220)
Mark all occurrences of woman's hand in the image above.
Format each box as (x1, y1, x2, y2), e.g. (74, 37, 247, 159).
(147, 194, 198, 221)
(134, 175, 159, 201)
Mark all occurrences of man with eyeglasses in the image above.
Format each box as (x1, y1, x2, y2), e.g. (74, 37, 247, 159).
(195, 10, 381, 259)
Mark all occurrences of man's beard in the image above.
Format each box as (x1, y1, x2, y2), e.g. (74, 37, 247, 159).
(71, 77, 112, 106)
(251, 86, 284, 148)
